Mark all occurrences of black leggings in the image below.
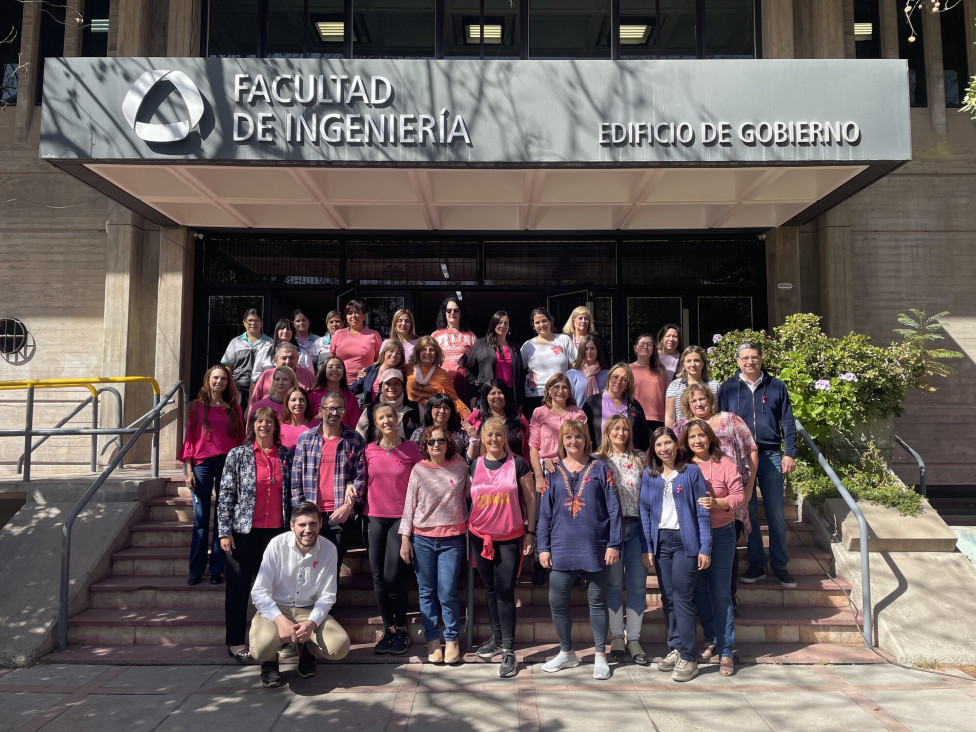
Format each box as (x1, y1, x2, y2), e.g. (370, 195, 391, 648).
(365, 515, 409, 629)
(225, 527, 282, 646)
(470, 534, 522, 651)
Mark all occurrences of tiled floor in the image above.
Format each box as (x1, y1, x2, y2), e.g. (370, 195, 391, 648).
(2, 660, 974, 731)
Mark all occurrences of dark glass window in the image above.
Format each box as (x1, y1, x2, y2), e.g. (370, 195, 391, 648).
(898, 6, 926, 106)
(208, 0, 260, 57)
(308, 0, 346, 58)
(703, 0, 755, 59)
(445, 0, 521, 59)
(82, 0, 110, 57)
(529, 0, 611, 59)
(267, 0, 306, 57)
(353, 0, 436, 59)
(35, 0, 65, 104)
(0, 1, 23, 106)
(853, 0, 880, 60)
(940, 2, 969, 107)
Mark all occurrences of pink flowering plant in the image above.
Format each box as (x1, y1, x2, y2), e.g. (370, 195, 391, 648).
(708, 312, 956, 444)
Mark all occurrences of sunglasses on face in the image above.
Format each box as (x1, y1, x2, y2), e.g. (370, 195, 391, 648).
(426, 438, 447, 446)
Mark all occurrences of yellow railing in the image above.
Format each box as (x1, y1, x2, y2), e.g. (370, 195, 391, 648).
(0, 376, 171, 481)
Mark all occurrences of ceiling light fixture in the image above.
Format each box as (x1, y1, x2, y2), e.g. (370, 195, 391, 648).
(315, 21, 344, 43)
(853, 22, 874, 39)
(465, 24, 503, 44)
(619, 24, 650, 45)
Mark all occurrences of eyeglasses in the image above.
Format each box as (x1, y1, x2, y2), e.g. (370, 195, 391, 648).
(322, 406, 346, 414)
(426, 438, 447, 446)
(445, 308, 460, 313)
(635, 342, 654, 349)
(245, 319, 262, 325)
(738, 356, 761, 363)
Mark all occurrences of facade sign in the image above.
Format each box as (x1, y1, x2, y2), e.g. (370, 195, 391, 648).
(41, 58, 911, 166)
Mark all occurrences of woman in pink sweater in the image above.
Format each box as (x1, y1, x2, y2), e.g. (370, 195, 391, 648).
(400, 426, 470, 665)
(180, 364, 243, 586)
(680, 418, 745, 676)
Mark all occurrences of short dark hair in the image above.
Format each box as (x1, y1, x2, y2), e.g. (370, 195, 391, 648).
(646, 426, 688, 477)
(420, 426, 458, 460)
(291, 501, 321, 523)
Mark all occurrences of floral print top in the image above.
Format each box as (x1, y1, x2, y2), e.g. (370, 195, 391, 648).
(604, 450, 645, 518)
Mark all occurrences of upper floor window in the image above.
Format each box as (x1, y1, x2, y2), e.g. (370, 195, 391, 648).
(939, 1, 969, 107)
(0, 0, 22, 107)
(853, 0, 881, 59)
(82, 0, 111, 57)
(205, 0, 758, 60)
(898, 5, 927, 106)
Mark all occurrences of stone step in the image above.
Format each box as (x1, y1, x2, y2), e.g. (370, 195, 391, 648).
(68, 604, 861, 647)
(88, 570, 851, 612)
(111, 547, 188, 576)
(147, 496, 198, 523)
(130, 521, 193, 547)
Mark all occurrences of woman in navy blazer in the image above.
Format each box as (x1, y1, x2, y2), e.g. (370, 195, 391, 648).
(639, 426, 711, 682)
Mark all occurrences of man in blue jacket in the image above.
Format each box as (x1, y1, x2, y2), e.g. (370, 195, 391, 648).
(717, 341, 797, 588)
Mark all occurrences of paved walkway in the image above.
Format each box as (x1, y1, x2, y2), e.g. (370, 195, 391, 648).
(2, 659, 975, 731)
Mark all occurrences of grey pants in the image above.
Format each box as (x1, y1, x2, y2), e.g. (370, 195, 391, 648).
(548, 568, 609, 653)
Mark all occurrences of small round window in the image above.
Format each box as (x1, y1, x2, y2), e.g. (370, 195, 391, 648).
(0, 318, 28, 356)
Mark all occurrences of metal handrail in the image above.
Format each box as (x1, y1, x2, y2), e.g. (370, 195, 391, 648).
(893, 434, 926, 499)
(16, 387, 123, 475)
(0, 377, 160, 481)
(794, 418, 873, 649)
(57, 380, 185, 652)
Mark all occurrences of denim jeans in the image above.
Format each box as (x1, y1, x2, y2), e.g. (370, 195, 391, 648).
(411, 534, 466, 641)
(189, 454, 227, 578)
(694, 522, 736, 657)
(654, 528, 698, 662)
(747, 450, 789, 572)
(606, 519, 648, 641)
(549, 568, 609, 653)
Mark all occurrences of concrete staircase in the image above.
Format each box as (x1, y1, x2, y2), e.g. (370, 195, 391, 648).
(56, 476, 876, 665)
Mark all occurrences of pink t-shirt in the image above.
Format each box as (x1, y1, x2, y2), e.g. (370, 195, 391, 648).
(329, 327, 383, 378)
(494, 346, 513, 388)
(528, 406, 587, 460)
(279, 422, 313, 451)
(316, 437, 341, 512)
(696, 454, 746, 529)
(364, 441, 422, 518)
(252, 443, 284, 529)
(630, 362, 668, 422)
(179, 403, 242, 463)
(250, 365, 316, 402)
(248, 396, 285, 420)
(432, 329, 476, 375)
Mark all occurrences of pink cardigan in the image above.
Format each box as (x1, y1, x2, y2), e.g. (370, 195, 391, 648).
(695, 454, 745, 529)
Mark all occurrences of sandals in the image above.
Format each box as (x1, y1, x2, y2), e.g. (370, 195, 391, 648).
(228, 645, 253, 664)
(699, 643, 717, 662)
(720, 656, 735, 676)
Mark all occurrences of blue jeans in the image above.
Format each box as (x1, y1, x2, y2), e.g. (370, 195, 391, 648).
(411, 534, 466, 641)
(747, 450, 789, 572)
(654, 528, 698, 662)
(189, 454, 226, 578)
(606, 519, 648, 641)
(549, 568, 609, 653)
(694, 522, 736, 657)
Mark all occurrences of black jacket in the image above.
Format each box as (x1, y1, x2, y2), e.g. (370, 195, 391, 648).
(464, 337, 525, 406)
(582, 394, 650, 453)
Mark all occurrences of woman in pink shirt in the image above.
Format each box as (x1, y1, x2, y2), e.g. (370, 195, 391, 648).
(278, 387, 320, 450)
(216, 407, 291, 663)
(180, 364, 244, 587)
(681, 418, 745, 677)
(381, 308, 419, 364)
(364, 403, 422, 656)
(527, 373, 587, 491)
(248, 365, 298, 420)
(431, 296, 477, 404)
(468, 417, 537, 678)
(329, 300, 383, 380)
(309, 356, 361, 430)
(399, 426, 470, 665)
(630, 332, 669, 433)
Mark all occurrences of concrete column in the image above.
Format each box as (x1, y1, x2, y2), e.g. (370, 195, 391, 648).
(761, 0, 794, 59)
(793, 0, 846, 58)
(167, 0, 203, 57)
(879, 0, 900, 60)
(921, 2, 947, 137)
(765, 227, 802, 329)
(817, 205, 855, 337)
(113, 0, 149, 56)
(14, 0, 41, 139)
(155, 227, 196, 461)
(63, 0, 84, 57)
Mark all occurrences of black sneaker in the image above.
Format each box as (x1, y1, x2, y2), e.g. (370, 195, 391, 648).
(390, 628, 411, 656)
(498, 650, 517, 678)
(260, 661, 282, 688)
(740, 565, 766, 584)
(374, 628, 395, 654)
(297, 643, 316, 678)
(476, 637, 502, 659)
(774, 569, 797, 589)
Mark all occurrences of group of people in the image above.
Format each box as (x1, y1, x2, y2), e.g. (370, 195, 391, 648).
(179, 300, 795, 685)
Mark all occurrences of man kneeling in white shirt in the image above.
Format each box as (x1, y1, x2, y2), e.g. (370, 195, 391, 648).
(251, 501, 350, 687)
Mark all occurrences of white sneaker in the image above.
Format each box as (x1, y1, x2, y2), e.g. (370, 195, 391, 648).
(542, 651, 580, 673)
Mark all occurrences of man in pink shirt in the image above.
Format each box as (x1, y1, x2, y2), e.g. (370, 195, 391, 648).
(251, 343, 315, 402)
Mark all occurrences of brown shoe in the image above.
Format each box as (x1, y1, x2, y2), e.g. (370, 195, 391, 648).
(444, 639, 461, 664)
(427, 639, 443, 664)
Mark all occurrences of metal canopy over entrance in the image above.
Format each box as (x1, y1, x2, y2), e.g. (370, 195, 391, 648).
(41, 58, 911, 233)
